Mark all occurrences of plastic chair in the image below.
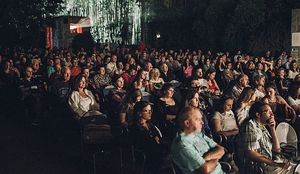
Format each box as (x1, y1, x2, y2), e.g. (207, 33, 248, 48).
(276, 122, 298, 160)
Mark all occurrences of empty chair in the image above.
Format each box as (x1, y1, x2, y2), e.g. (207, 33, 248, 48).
(276, 122, 298, 160)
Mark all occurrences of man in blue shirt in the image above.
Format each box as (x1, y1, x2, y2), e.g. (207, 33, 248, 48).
(171, 106, 226, 174)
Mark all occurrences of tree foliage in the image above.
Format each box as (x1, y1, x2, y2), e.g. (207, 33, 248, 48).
(0, 0, 63, 46)
(149, 0, 298, 54)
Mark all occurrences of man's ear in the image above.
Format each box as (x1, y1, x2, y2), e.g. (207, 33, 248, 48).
(184, 119, 190, 127)
(255, 112, 260, 119)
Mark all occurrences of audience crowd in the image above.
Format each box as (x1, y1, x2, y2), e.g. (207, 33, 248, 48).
(0, 44, 300, 174)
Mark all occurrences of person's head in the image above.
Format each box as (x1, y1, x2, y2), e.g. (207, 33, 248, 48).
(74, 75, 86, 90)
(254, 75, 266, 87)
(290, 60, 298, 71)
(190, 78, 201, 89)
(226, 61, 233, 70)
(205, 68, 216, 80)
(192, 66, 203, 78)
(111, 54, 117, 62)
(47, 59, 54, 66)
(237, 87, 256, 105)
(129, 65, 137, 76)
(178, 106, 204, 134)
(237, 74, 249, 87)
(25, 66, 33, 78)
(185, 89, 200, 108)
(82, 67, 90, 78)
(54, 57, 61, 65)
(4, 60, 11, 70)
(31, 59, 40, 71)
(136, 69, 146, 80)
(117, 62, 124, 70)
(161, 63, 169, 73)
(218, 95, 234, 113)
(112, 75, 124, 89)
(288, 82, 300, 100)
(145, 62, 153, 72)
(98, 65, 106, 75)
(161, 83, 175, 98)
(265, 83, 278, 97)
(256, 62, 264, 71)
(127, 89, 143, 103)
(72, 58, 78, 66)
(249, 102, 274, 125)
(247, 61, 256, 70)
(277, 68, 286, 78)
(149, 68, 161, 80)
(62, 66, 71, 82)
(133, 101, 153, 122)
(54, 64, 62, 73)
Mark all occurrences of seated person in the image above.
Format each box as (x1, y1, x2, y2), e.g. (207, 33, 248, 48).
(184, 89, 212, 137)
(68, 74, 105, 125)
(236, 102, 300, 174)
(171, 106, 226, 174)
(212, 96, 239, 151)
(19, 66, 43, 124)
(129, 101, 164, 173)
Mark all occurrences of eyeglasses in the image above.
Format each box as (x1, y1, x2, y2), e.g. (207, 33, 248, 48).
(142, 109, 152, 113)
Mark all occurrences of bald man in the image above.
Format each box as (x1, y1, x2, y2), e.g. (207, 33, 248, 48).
(171, 106, 226, 174)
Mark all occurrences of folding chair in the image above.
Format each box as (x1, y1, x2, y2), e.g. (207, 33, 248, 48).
(276, 122, 298, 160)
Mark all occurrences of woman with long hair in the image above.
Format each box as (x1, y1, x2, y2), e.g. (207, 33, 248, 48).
(148, 68, 164, 94)
(119, 89, 143, 128)
(68, 74, 105, 125)
(205, 68, 221, 96)
(235, 87, 256, 126)
(262, 83, 297, 124)
(129, 101, 164, 173)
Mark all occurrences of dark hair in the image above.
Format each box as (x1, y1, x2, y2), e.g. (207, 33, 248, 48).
(217, 95, 233, 113)
(161, 83, 174, 94)
(265, 83, 278, 95)
(288, 81, 300, 99)
(205, 68, 216, 79)
(133, 101, 152, 121)
(125, 89, 143, 103)
(112, 74, 123, 84)
(185, 89, 199, 103)
(73, 74, 86, 91)
(249, 102, 269, 119)
(191, 66, 203, 78)
(236, 87, 255, 108)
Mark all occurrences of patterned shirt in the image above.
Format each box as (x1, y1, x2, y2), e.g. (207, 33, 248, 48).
(236, 119, 273, 167)
(93, 74, 111, 88)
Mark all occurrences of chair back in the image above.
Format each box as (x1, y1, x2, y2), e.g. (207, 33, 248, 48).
(276, 122, 298, 159)
(81, 123, 113, 145)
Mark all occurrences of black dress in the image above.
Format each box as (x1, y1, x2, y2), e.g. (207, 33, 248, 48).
(153, 99, 179, 142)
(129, 122, 163, 171)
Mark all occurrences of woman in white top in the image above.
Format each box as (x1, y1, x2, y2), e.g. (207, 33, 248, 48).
(235, 87, 256, 126)
(253, 74, 266, 101)
(212, 96, 239, 152)
(288, 60, 299, 80)
(69, 74, 105, 125)
(212, 96, 239, 136)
